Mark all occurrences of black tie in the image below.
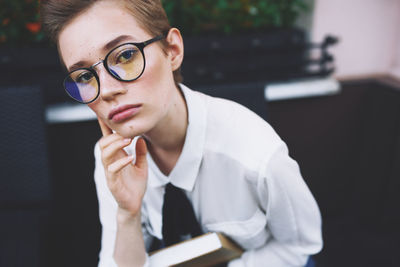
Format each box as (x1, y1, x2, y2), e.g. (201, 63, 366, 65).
(161, 183, 203, 246)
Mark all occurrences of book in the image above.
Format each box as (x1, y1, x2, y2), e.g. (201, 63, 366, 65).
(149, 232, 243, 267)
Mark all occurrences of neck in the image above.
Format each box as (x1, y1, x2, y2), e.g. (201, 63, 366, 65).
(143, 85, 188, 175)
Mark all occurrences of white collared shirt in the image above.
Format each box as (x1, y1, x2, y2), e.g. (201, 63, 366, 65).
(94, 84, 323, 267)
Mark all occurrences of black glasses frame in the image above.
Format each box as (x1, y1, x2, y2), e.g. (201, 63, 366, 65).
(64, 35, 164, 104)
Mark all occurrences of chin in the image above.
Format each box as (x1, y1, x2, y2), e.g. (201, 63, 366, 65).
(115, 128, 141, 139)
(114, 122, 149, 139)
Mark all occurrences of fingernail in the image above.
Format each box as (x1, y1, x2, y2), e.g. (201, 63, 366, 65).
(124, 138, 131, 143)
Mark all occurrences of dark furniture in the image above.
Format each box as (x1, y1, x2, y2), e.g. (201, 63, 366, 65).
(45, 120, 102, 267)
(267, 77, 400, 267)
(0, 86, 51, 267)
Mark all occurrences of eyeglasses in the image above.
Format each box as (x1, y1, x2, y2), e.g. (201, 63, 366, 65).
(63, 35, 164, 104)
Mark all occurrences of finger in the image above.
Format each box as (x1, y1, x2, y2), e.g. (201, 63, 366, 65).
(102, 138, 131, 165)
(98, 118, 113, 136)
(99, 133, 125, 150)
(107, 155, 134, 176)
(134, 137, 148, 170)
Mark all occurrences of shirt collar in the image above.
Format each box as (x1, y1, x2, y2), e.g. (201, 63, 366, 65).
(147, 84, 207, 192)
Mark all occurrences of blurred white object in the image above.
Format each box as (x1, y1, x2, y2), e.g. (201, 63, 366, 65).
(265, 77, 341, 101)
(46, 102, 96, 124)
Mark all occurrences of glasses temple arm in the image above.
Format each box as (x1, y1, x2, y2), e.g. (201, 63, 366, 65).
(143, 34, 165, 47)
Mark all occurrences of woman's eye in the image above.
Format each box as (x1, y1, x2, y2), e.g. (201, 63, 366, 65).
(116, 49, 136, 64)
(76, 71, 94, 84)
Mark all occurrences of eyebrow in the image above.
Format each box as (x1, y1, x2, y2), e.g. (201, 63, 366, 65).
(103, 35, 134, 51)
(67, 35, 136, 72)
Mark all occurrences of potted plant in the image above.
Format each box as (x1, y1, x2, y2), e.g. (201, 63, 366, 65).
(162, 0, 313, 87)
(0, 0, 65, 104)
(163, 0, 310, 36)
(0, 0, 45, 46)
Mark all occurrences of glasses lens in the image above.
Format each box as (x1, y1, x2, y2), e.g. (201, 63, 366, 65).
(107, 44, 144, 81)
(64, 69, 99, 103)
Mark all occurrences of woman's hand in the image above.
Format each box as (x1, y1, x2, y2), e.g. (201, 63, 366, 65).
(97, 118, 148, 216)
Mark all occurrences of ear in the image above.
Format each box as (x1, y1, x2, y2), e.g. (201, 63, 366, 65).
(165, 28, 184, 71)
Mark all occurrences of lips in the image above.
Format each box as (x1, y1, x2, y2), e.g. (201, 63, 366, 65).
(108, 104, 142, 122)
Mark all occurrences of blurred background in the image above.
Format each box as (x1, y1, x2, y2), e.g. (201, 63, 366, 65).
(0, 0, 399, 266)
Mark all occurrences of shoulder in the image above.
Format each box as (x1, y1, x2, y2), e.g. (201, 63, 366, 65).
(200, 91, 284, 172)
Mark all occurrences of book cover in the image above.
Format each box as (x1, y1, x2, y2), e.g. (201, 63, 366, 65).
(149, 232, 243, 267)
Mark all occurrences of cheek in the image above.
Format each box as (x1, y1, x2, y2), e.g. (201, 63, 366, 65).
(139, 51, 175, 97)
(143, 47, 172, 84)
(88, 101, 104, 119)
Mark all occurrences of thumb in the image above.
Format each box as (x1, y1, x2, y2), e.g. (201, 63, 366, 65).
(135, 137, 148, 170)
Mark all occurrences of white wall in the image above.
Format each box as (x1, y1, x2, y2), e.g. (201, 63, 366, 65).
(311, 0, 400, 79)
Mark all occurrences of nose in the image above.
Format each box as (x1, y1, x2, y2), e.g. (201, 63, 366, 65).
(96, 64, 128, 101)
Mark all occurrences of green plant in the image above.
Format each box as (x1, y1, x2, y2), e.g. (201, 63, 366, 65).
(0, 0, 309, 46)
(0, 0, 45, 46)
(163, 0, 310, 36)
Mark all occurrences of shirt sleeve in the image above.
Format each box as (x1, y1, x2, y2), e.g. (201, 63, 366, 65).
(93, 142, 153, 267)
(228, 142, 323, 267)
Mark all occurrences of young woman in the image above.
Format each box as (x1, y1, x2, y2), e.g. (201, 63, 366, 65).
(41, 0, 322, 266)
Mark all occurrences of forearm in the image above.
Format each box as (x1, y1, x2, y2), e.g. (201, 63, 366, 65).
(114, 208, 147, 267)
